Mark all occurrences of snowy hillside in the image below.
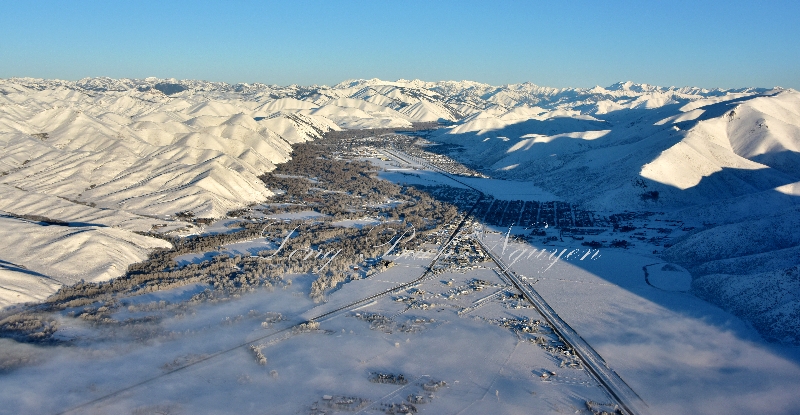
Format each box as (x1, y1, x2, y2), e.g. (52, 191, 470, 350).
(430, 88, 798, 210)
(417, 84, 800, 345)
(2, 76, 800, 415)
(693, 265, 800, 344)
(0, 77, 343, 306)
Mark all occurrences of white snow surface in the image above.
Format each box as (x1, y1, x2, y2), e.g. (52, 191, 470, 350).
(483, 234, 800, 415)
(0, 73, 798, 415)
(0, 216, 170, 307)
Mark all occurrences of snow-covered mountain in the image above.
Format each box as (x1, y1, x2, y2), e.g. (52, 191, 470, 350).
(417, 83, 800, 345)
(0, 78, 341, 219)
(0, 77, 343, 305)
(433, 88, 798, 208)
(2, 76, 782, 221)
(1, 76, 797, 322)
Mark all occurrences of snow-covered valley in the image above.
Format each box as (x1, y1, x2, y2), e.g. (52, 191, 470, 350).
(1, 77, 799, 414)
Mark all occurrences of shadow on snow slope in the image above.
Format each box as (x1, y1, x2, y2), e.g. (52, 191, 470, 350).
(413, 91, 800, 352)
(427, 92, 797, 210)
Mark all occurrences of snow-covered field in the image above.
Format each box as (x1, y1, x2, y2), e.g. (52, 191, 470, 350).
(267, 210, 328, 221)
(368, 145, 800, 413)
(331, 217, 382, 229)
(0, 239, 615, 415)
(173, 239, 278, 265)
(482, 232, 800, 414)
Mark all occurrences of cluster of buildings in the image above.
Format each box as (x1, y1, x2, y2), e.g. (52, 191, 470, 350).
(432, 237, 488, 274)
(369, 372, 409, 385)
(311, 395, 370, 413)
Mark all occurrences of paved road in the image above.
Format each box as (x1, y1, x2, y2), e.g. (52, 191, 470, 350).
(59, 145, 644, 414)
(476, 237, 649, 415)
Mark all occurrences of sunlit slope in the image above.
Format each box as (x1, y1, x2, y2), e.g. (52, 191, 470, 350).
(0, 216, 171, 307)
(0, 78, 340, 306)
(642, 90, 800, 192)
(0, 80, 339, 218)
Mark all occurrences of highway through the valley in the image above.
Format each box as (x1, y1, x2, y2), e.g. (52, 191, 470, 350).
(476, 236, 649, 415)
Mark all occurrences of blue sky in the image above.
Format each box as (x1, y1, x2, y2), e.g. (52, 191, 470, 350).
(1, 0, 797, 89)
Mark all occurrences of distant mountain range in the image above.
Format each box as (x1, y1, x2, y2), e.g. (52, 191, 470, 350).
(7, 76, 775, 123)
